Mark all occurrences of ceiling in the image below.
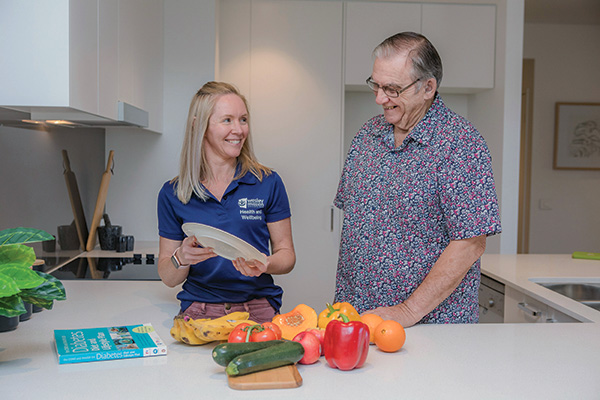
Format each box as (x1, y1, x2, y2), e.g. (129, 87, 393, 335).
(525, 0, 600, 25)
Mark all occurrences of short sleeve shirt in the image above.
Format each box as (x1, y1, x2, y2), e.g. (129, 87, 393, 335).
(334, 94, 501, 323)
(157, 170, 291, 313)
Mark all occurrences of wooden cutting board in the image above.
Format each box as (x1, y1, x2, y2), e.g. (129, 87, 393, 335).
(228, 365, 302, 390)
(86, 150, 115, 251)
(62, 150, 89, 250)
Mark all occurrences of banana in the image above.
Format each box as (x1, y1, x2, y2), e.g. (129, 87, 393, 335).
(188, 312, 255, 342)
(173, 312, 258, 345)
(180, 318, 212, 345)
(170, 316, 183, 342)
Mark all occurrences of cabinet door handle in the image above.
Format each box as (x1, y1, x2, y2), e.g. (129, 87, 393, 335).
(518, 302, 542, 317)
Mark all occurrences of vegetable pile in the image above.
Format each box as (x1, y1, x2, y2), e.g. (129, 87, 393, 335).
(179, 302, 407, 381)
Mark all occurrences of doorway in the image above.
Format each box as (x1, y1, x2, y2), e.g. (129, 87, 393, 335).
(518, 59, 535, 253)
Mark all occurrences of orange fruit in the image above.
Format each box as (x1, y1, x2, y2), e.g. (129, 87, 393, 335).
(360, 313, 384, 344)
(373, 320, 406, 352)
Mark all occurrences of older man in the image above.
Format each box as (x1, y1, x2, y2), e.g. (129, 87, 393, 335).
(334, 32, 502, 327)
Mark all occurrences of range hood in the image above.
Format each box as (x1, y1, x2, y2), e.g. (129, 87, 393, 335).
(0, 101, 149, 129)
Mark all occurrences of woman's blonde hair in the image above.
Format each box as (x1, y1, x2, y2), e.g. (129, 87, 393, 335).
(173, 81, 271, 203)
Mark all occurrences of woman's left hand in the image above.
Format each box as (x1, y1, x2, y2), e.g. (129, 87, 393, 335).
(232, 256, 268, 277)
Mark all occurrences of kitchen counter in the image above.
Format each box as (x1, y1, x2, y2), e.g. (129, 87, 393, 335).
(481, 253, 600, 323)
(2, 255, 600, 399)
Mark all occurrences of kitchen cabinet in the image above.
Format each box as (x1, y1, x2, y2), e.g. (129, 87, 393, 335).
(504, 285, 581, 323)
(344, 2, 496, 93)
(218, 0, 343, 312)
(0, 0, 162, 132)
(421, 3, 496, 92)
(344, 2, 421, 90)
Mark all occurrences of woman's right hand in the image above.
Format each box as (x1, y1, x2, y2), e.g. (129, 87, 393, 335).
(176, 235, 218, 266)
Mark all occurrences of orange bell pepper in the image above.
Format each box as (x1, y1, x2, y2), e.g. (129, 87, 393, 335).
(317, 302, 361, 329)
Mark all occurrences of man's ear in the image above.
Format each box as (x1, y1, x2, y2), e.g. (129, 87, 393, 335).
(423, 78, 437, 99)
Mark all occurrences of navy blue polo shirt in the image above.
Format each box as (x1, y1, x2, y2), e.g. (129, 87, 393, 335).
(157, 170, 291, 313)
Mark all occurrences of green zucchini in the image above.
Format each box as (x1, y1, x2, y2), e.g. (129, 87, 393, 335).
(225, 341, 304, 376)
(212, 340, 286, 367)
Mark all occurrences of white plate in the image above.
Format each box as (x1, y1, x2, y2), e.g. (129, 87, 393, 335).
(181, 223, 267, 265)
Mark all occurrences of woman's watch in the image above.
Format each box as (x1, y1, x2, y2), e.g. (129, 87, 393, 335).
(171, 247, 190, 269)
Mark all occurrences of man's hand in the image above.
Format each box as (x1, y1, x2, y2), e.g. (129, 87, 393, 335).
(362, 303, 420, 328)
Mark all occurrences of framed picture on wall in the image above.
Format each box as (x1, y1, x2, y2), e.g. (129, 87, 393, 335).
(554, 102, 600, 170)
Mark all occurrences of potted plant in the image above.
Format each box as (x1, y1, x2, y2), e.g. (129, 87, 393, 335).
(0, 227, 67, 332)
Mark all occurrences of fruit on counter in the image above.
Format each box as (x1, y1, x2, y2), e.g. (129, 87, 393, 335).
(228, 322, 253, 343)
(360, 313, 384, 344)
(225, 340, 305, 376)
(212, 340, 286, 367)
(292, 331, 321, 365)
(228, 322, 281, 343)
(323, 314, 370, 371)
(170, 316, 184, 342)
(178, 316, 212, 345)
(305, 328, 325, 355)
(170, 312, 256, 345)
(373, 320, 406, 353)
(249, 325, 278, 342)
(317, 302, 362, 329)
(261, 321, 282, 340)
(190, 312, 256, 342)
(271, 304, 318, 340)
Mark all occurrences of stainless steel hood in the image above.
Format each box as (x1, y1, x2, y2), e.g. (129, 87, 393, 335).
(0, 101, 149, 129)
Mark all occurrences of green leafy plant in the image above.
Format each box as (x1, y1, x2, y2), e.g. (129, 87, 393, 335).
(0, 227, 66, 318)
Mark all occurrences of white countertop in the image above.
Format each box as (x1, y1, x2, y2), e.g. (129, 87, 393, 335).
(2, 255, 600, 399)
(481, 253, 600, 323)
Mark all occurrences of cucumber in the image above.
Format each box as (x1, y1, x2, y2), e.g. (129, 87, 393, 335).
(212, 340, 286, 367)
(225, 341, 304, 376)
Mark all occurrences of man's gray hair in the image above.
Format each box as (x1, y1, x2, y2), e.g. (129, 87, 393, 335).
(373, 32, 443, 89)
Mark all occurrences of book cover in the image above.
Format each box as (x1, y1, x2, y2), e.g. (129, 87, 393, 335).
(54, 323, 167, 364)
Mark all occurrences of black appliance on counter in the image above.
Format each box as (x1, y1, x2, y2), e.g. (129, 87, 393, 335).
(47, 254, 160, 281)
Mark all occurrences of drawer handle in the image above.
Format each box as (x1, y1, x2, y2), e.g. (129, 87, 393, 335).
(518, 302, 542, 317)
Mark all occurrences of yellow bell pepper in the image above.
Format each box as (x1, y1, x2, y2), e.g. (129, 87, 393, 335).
(317, 302, 361, 329)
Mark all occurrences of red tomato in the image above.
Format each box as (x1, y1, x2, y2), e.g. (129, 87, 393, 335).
(228, 322, 251, 343)
(261, 322, 282, 340)
(292, 331, 321, 364)
(249, 326, 277, 342)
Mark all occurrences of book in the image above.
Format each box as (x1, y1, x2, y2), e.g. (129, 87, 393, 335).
(54, 323, 167, 364)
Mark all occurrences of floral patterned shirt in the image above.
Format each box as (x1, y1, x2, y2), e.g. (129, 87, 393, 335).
(334, 94, 501, 324)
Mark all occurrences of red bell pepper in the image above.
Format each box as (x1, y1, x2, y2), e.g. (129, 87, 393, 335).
(324, 314, 370, 371)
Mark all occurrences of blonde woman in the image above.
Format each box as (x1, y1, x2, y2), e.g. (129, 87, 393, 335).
(157, 82, 295, 323)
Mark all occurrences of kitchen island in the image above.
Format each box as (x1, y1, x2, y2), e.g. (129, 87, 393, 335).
(2, 254, 600, 399)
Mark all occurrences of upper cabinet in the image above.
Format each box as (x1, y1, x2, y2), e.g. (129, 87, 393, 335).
(421, 4, 496, 92)
(344, 2, 496, 93)
(0, 0, 163, 132)
(344, 2, 421, 90)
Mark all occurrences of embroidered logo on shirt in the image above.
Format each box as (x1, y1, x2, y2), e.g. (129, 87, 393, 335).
(238, 198, 264, 209)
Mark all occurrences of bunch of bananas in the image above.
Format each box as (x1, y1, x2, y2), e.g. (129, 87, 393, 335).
(170, 311, 256, 345)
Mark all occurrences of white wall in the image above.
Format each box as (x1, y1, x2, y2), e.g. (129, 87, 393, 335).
(105, 0, 216, 241)
(524, 23, 600, 253)
(0, 126, 104, 237)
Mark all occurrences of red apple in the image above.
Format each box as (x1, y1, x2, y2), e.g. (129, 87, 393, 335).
(306, 328, 326, 355)
(292, 331, 321, 365)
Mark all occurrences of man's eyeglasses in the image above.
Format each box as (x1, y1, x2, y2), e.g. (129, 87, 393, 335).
(365, 77, 420, 98)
